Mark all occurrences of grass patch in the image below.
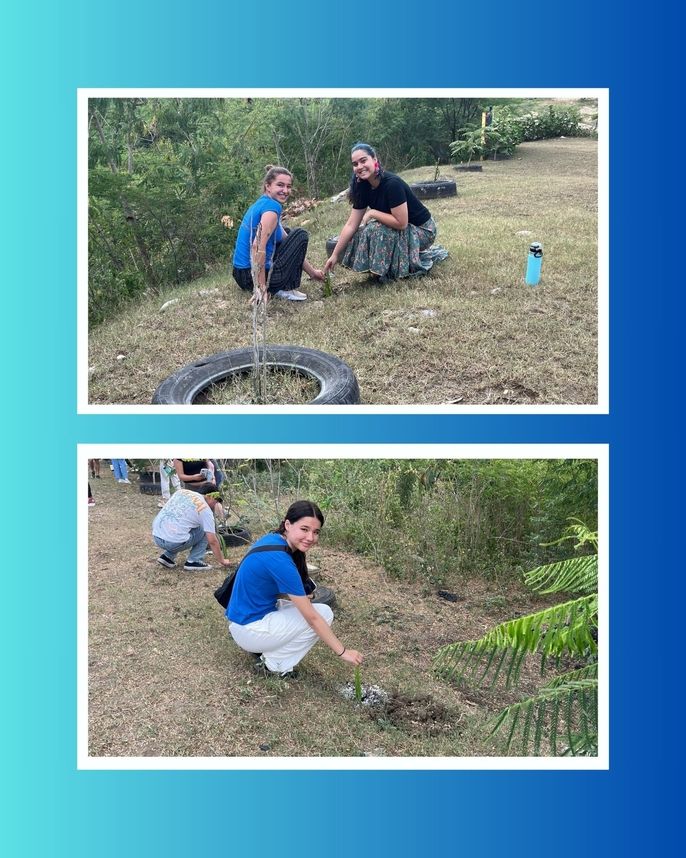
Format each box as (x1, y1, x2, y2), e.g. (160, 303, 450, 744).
(89, 138, 599, 405)
(195, 366, 320, 405)
(88, 474, 563, 758)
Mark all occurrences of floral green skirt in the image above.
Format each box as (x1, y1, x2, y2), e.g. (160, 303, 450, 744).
(341, 217, 438, 282)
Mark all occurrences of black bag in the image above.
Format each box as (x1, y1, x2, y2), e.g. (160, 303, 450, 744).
(214, 543, 288, 609)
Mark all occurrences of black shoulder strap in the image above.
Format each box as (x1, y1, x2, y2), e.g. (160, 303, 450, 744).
(233, 542, 289, 576)
(215, 543, 290, 610)
(246, 543, 289, 557)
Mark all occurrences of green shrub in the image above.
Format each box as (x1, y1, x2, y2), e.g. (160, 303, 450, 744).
(304, 459, 597, 588)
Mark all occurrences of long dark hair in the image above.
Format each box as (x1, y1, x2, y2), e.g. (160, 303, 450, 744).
(348, 142, 383, 207)
(276, 500, 324, 581)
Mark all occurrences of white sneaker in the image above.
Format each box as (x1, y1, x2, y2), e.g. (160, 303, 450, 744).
(119, 478, 131, 484)
(274, 289, 307, 301)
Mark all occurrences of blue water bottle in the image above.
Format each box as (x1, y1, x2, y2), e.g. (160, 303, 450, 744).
(525, 241, 543, 286)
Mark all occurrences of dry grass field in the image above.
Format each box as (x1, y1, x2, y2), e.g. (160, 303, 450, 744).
(87, 475, 561, 758)
(88, 137, 599, 406)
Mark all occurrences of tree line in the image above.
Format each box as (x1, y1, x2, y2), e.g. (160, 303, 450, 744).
(88, 97, 591, 326)
(87, 96, 489, 325)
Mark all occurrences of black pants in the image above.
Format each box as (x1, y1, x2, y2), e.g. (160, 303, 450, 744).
(233, 227, 309, 294)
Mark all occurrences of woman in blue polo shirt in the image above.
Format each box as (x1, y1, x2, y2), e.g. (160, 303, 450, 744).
(227, 500, 364, 677)
(232, 166, 325, 303)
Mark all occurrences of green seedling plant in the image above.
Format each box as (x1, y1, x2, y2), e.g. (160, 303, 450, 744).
(354, 666, 363, 703)
(322, 271, 333, 298)
(218, 533, 229, 559)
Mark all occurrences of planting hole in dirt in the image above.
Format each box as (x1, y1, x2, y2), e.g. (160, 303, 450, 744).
(383, 693, 451, 736)
(340, 685, 452, 736)
(195, 366, 320, 405)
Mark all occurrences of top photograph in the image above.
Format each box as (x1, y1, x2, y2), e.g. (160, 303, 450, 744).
(79, 89, 607, 413)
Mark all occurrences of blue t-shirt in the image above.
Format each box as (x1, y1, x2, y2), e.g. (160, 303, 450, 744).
(232, 195, 285, 269)
(227, 533, 306, 625)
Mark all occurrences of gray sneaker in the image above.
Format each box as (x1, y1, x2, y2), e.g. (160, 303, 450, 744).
(274, 289, 307, 301)
(183, 560, 211, 572)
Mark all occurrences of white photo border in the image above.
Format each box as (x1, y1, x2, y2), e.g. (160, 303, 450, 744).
(78, 88, 609, 414)
(78, 443, 609, 770)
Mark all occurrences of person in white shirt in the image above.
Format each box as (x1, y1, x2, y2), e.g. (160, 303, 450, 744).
(158, 459, 181, 509)
(152, 484, 233, 572)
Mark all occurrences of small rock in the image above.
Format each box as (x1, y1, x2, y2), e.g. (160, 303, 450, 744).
(259, 743, 271, 752)
(197, 289, 219, 297)
(490, 287, 502, 295)
(516, 230, 532, 236)
(88, 366, 96, 376)
(116, 354, 126, 361)
(160, 298, 180, 312)
(126, 648, 135, 657)
(408, 326, 420, 334)
(420, 309, 437, 318)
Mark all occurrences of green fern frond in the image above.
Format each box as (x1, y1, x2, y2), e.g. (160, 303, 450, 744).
(489, 678, 598, 756)
(525, 554, 597, 595)
(541, 519, 598, 552)
(543, 662, 598, 688)
(435, 595, 597, 687)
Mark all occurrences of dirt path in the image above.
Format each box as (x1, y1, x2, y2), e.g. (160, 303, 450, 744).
(88, 475, 553, 758)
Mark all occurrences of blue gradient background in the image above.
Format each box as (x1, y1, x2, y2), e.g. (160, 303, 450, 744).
(2, 1, 682, 855)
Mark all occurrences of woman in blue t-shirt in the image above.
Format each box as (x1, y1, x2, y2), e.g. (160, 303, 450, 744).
(324, 142, 442, 283)
(227, 500, 364, 678)
(232, 166, 325, 304)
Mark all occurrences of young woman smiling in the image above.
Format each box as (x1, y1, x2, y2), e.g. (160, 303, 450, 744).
(232, 166, 324, 303)
(226, 500, 364, 678)
(324, 142, 443, 283)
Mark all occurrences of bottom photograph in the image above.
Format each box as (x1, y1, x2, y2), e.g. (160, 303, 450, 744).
(79, 445, 607, 769)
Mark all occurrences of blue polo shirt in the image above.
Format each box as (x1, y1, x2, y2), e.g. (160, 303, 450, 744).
(227, 533, 306, 625)
(233, 195, 285, 269)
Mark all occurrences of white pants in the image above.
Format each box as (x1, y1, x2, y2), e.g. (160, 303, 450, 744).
(159, 460, 181, 501)
(229, 600, 334, 674)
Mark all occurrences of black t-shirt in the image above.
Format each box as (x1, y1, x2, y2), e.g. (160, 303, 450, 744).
(353, 172, 431, 226)
(176, 459, 205, 478)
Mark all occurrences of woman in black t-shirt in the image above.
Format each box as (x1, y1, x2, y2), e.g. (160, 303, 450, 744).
(324, 142, 439, 282)
(173, 458, 216, 493)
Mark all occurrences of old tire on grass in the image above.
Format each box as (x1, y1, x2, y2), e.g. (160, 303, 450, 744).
(217, 526, 252, 548)
(311, 585, 337, 610)
(409, 179, 457, 199)
(152, 345, 360, 405)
